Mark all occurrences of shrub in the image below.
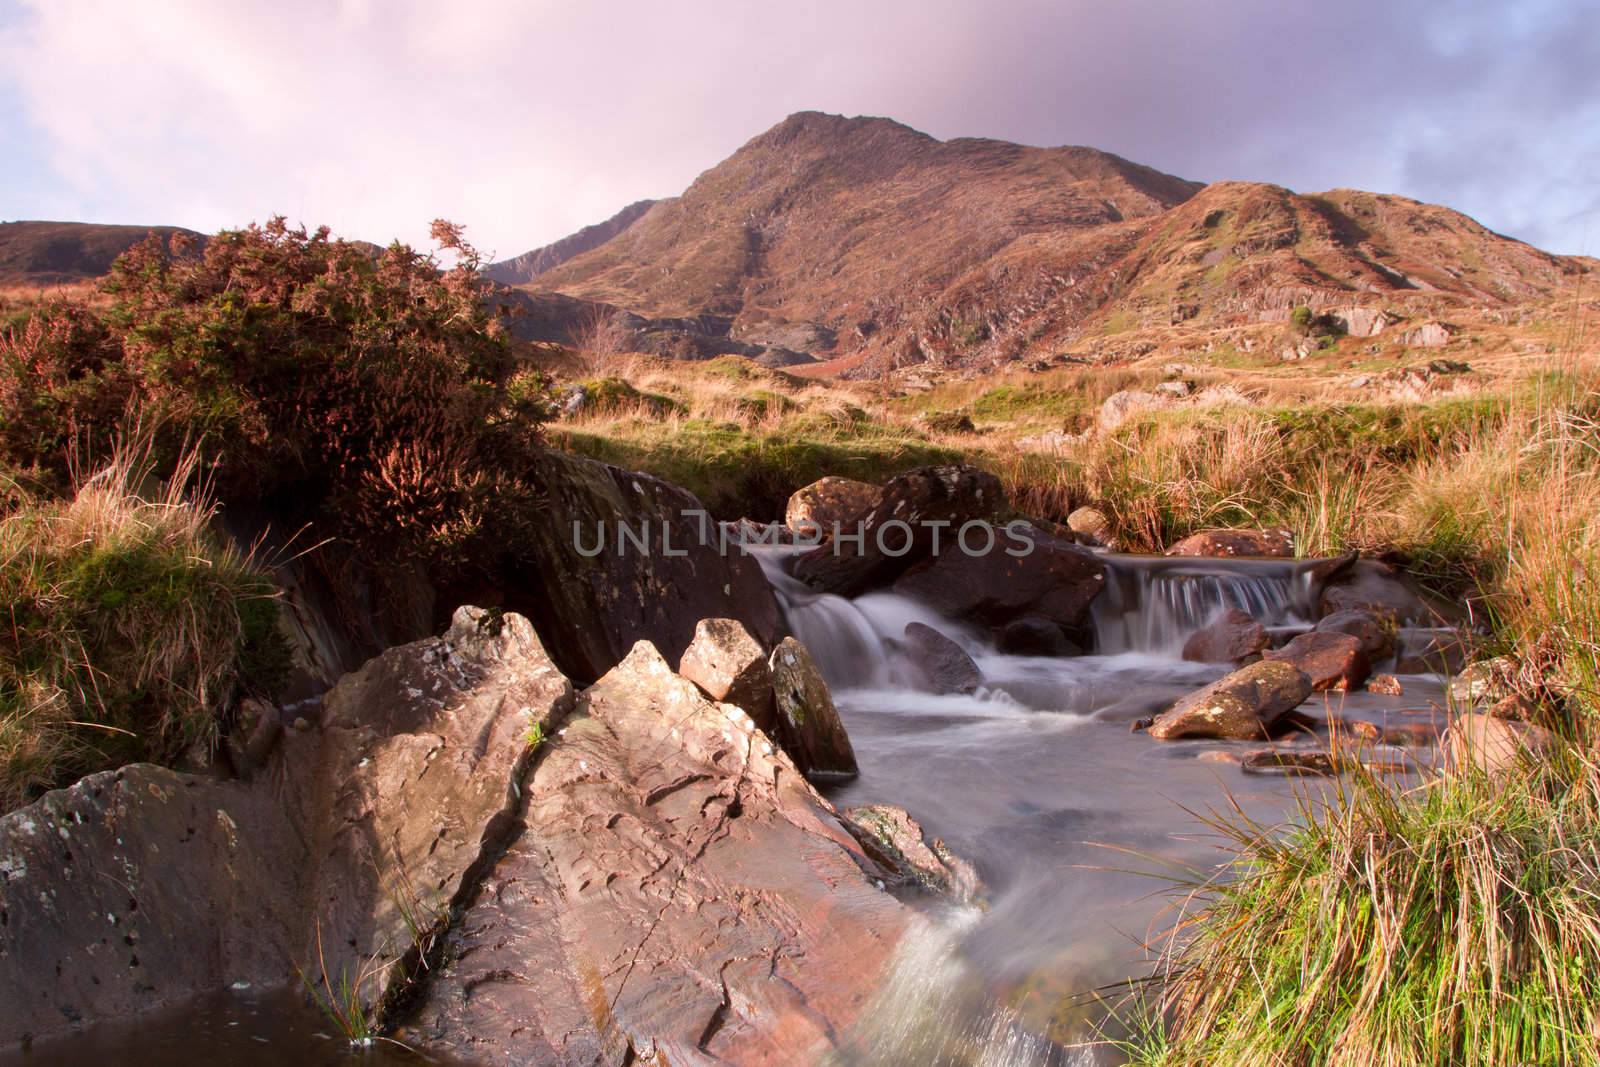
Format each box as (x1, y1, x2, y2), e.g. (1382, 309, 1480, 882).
(0, 447, 288, 811)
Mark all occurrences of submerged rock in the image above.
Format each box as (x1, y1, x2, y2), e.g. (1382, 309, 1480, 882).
(903, 621, 983, 695)
(996, 615, 1080, 657)
(1181, 607, 1268, 665)
(1165, 528, 1295, 558)
(770, 637, 860, 779)
(407, 641, 910, 1064)
(678, 616, 777, 732)
(1145, 660, 1312, 740)
(785, 475, 883, 535)
(1263, 631, 1371, 692)
(845, 804, 983, 903)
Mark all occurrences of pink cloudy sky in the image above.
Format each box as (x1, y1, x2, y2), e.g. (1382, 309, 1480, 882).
(1, 0, 1595, 258)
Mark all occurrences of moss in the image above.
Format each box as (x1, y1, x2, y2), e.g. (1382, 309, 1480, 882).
(577, 377, 685, 417)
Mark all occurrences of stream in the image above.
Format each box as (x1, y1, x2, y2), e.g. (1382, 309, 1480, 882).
(3, 551, 1450, 1065)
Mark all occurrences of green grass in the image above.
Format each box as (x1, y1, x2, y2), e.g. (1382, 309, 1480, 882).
(0, 446, 288, 811)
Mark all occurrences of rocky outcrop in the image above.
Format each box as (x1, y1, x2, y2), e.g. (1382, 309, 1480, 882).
(1263, 631, 1371, 692)
(1165, 528, 1295, 558)
(785, 476, 883, 535)
(1144, 660, 1312, 740)
(891, 521, 1106, 631)
(903, 622, 983, 695)
(769, 637, 860, 779)
(407, 642, 909, 1064)
(845, 805, 982, 904)
(677, 617, 777, 732)
(1181, 607, 1268, 664)
(792, 465, 1005, 597)
(517, 450, 783, 682)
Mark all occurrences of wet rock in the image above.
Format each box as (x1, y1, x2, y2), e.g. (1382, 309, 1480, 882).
(517, 450, 783, 682)
(1443, 711, 1558, 777)
(891, 521, 1106, 631)
(1165, 528, 1295, 558)
(1181, 608, 1268, 665)
(792, 465, 1004, 597)
(903, 622, 982, 695)
(1263, 631, 1371, 692)
(721, 516, 797, 546)
(407, 642, 910, 1064)
(785, 475, 883, 536)
(1145, 660, 1312, 740)
(1368, 673, 1404, 696)
(1066, 506, 1115, 548)
(1448, 656, 1519, 707)
(844, 804, 983, 904)
(770, 637, 860, 780)
(1315, 609, 1395, 661)
(677, 617, 777, 733)
(1240, 749, 1339, 777)
(996, 616, 1079, 657)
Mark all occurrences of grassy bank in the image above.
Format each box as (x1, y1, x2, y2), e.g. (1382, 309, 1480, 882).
(0, 449, 288, 810)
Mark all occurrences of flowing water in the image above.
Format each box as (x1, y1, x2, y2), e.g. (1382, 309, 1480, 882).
(5, 550, 1450, 1065)
(760, 548, 1449, 1065)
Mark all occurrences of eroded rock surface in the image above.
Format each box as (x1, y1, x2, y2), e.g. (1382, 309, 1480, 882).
(677, 616, 777, 732)
(408, 642, 909, 1065)
(844, 804, 983, 904)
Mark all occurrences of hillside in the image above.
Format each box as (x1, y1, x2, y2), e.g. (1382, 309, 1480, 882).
(484, 199, 656, 286)
(0, 220, 202, 285)
(511, 112, 1592, 377)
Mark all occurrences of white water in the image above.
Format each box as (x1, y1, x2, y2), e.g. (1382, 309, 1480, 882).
(755, 545, 1448, 1066)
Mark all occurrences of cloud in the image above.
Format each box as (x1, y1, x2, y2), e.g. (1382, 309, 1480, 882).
(1, 0, 1595, 256)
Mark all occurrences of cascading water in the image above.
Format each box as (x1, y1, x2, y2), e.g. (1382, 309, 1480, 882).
(754, 545, 1449, 1066)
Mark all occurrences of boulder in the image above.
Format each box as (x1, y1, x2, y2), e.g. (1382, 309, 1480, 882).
(1263, 631, 1371, 692)
(769, 637, 860, 779)
(1099, 389, 1167, 430)
(516, 450, 783, 682)
(845, 805, 983, 904)
(406, 642, 910, 1064)
(903, 622, 983, 695)
(1368, 673, 1404, 696)
(1165, 528, 1295, 558)
(1443, 712, 1558, 777)
(1181, 608, 1269, 665)
(891, 521, 1106, 630)
(996, 616, 1080, 657)
(792, 465, 1004, 597)
(1066, 505, 1115, 548)
(0, 606, 577, 1048)
(785, 476, 883, 536)
(1145, 660, 1312, 741)
(677, 617, 777, 732)
(1315, 609, 1395, 660)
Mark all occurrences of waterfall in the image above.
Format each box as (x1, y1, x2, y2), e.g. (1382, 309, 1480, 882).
(1092, 554, 1317, 655)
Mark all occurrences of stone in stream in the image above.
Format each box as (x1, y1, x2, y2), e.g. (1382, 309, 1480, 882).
(891, 521, 1106, 632)
(1066, 505, 1115, 548)
(1164, 528, 1295, 558)
(791, 464, 1005, 597)
(902, 621, 983, 694)
(1181, 607, 1269, 665)
(1315, 608, 1396, 661)
(1368, 673, 1405, 695)
(1316, 558, 1451, 624)
(1448, 656, 1520, 707)
(513, 450, 783, 682)
(785, 475, 883, 536)
(844, 804, 983, 904)
(406, 641, 911, 1065)
(996, 615, 1081, 657)
(1143, 659, 1313, 740)
(770, 636, 860, 779)
(678, 616, 777, 732)
(1263, 631, 1371, 692)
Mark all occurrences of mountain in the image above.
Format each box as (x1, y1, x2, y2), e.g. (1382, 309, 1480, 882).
(484, 200, 656, 286)
(0, 221, 203, 286)
(508, 112, 1591, 376)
